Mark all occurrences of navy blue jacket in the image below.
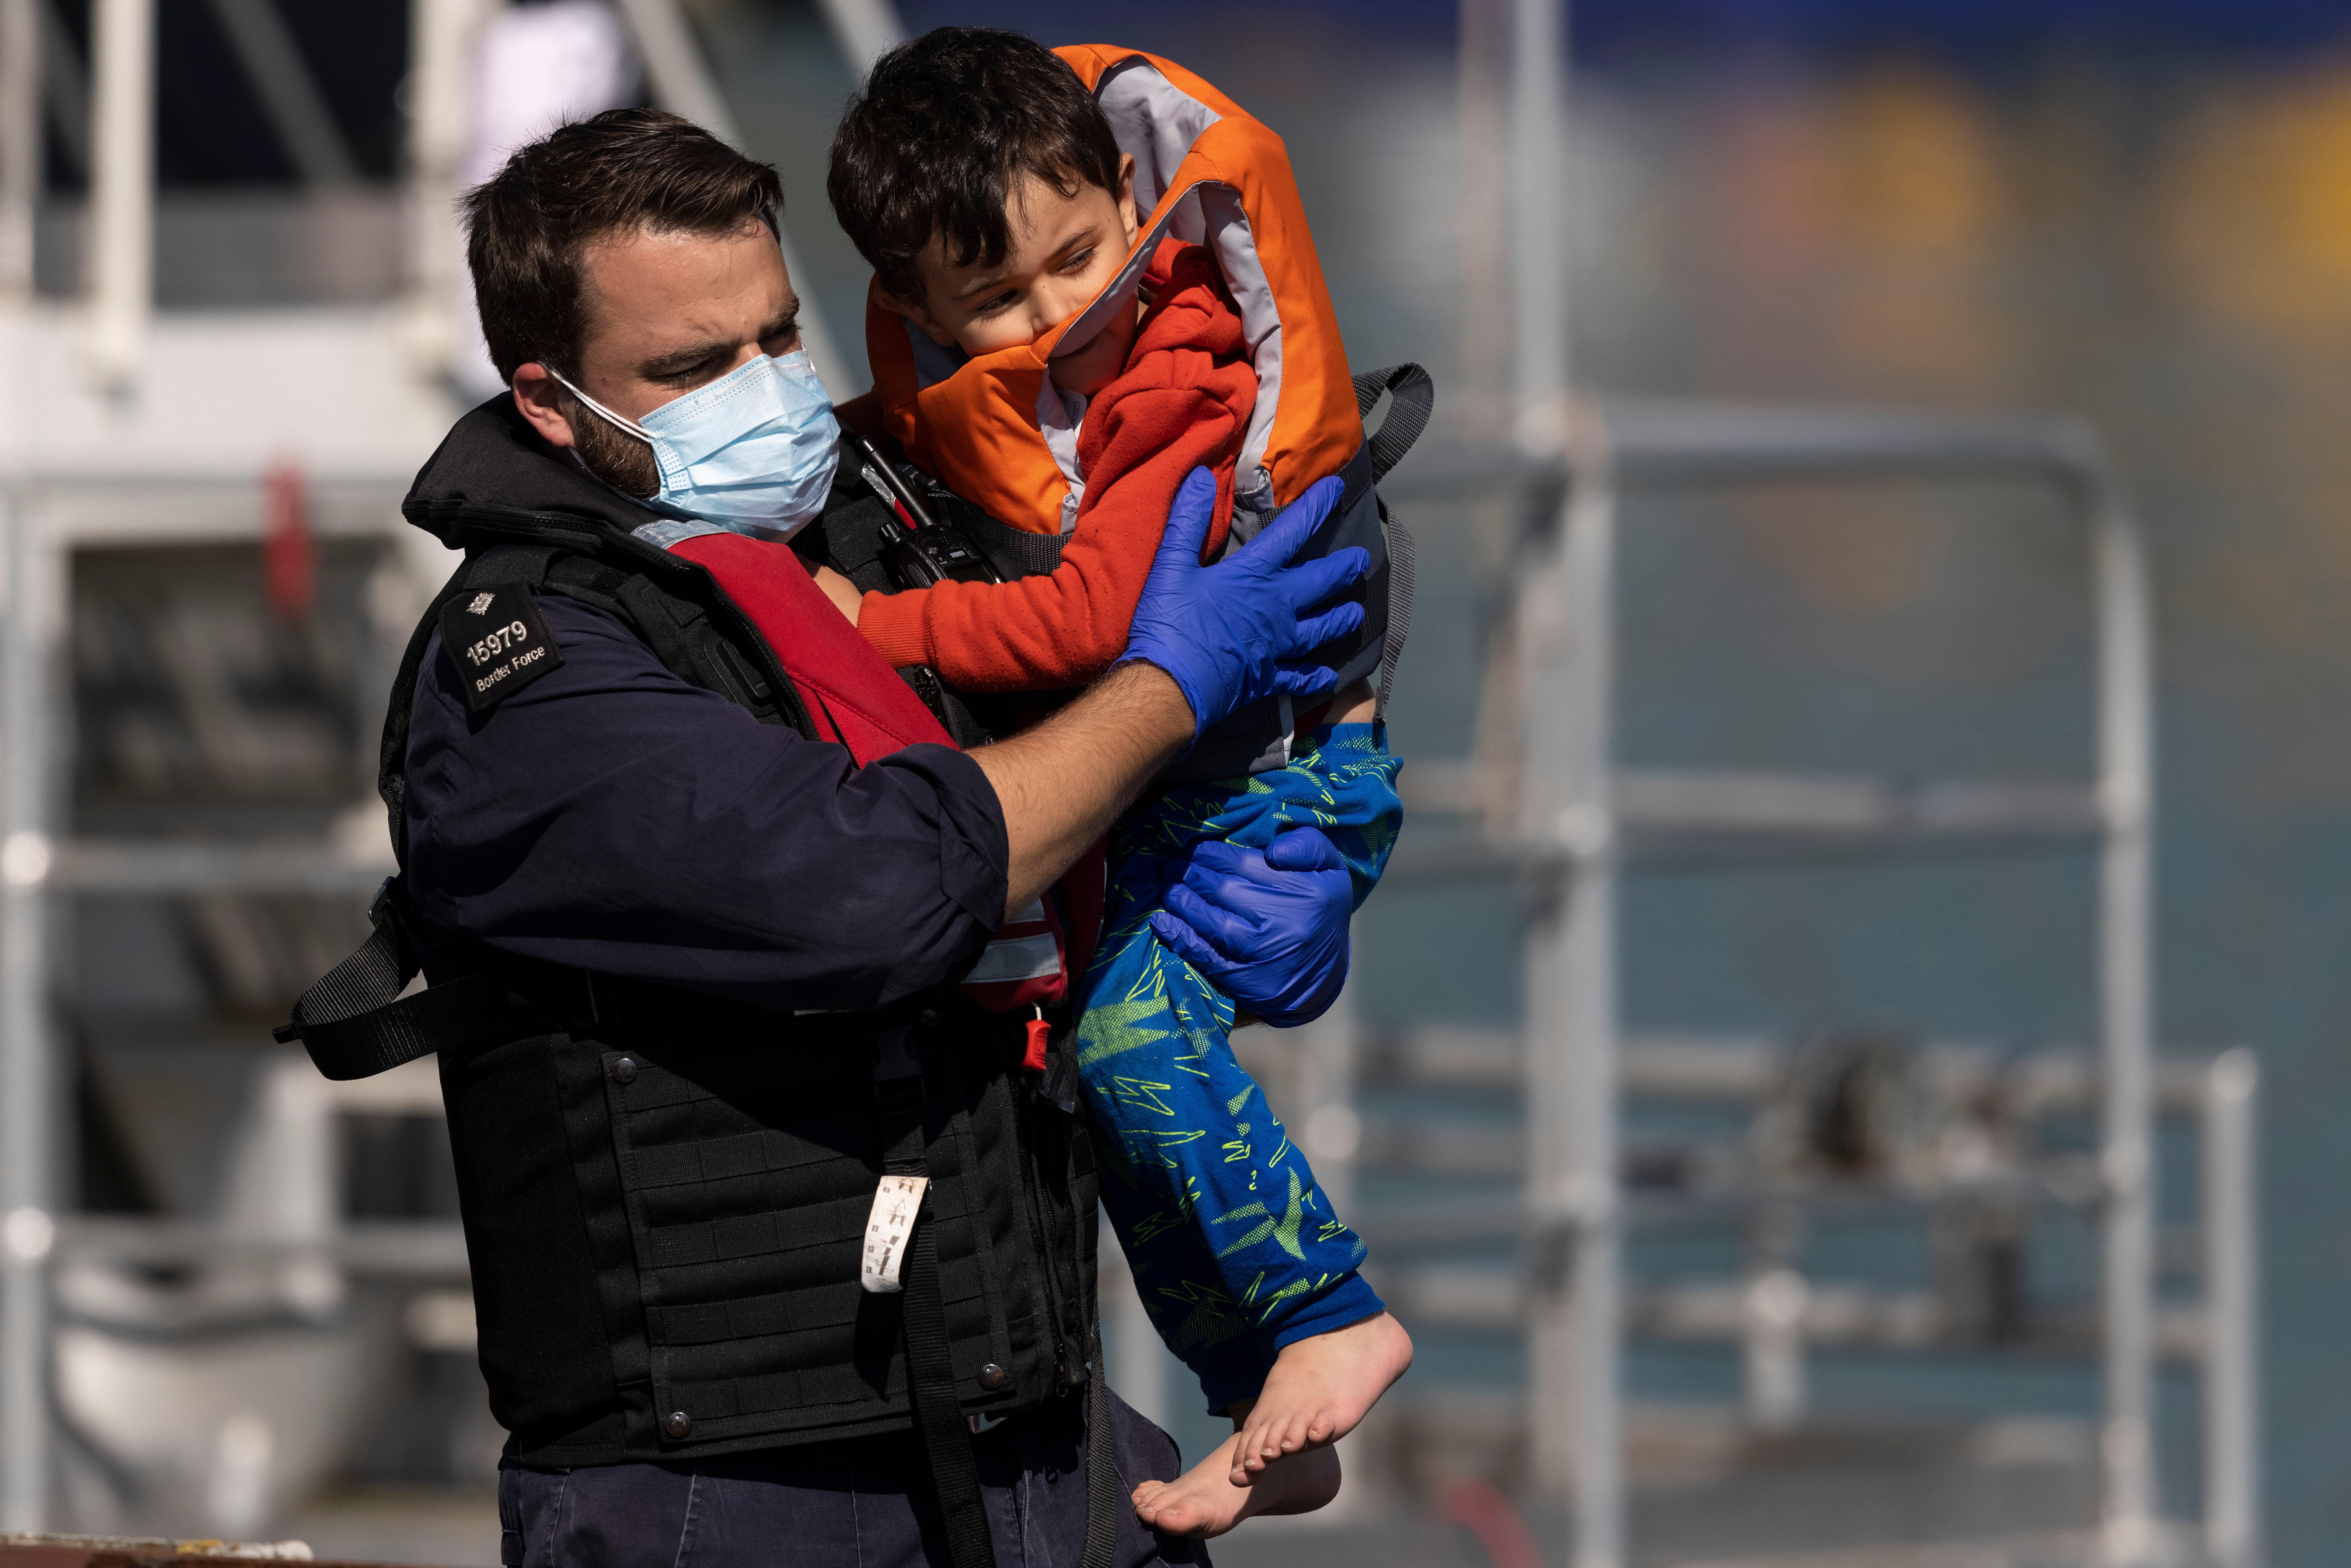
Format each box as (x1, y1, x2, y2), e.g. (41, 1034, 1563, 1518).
(398, 403, 1007, 1013)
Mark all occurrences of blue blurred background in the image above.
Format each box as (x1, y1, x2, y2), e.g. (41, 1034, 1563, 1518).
(860, 6, 2351, 1561)
(24, 0, 2351, 1561)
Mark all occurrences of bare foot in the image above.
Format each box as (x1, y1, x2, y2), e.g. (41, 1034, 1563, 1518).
(1231, 1310, 1413, 1482)
(1132, 1429, 1341, 1539)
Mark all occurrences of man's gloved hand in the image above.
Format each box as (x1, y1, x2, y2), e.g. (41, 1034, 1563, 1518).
(1146, 826, 1352, 1027)
(1120, 468, 1369, 739)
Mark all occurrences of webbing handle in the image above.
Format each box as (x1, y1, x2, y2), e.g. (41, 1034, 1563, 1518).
(1351, 363, 1434, 483)
(274, 875, 518, 1080)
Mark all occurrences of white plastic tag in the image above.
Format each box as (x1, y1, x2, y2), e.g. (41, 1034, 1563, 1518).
(860, 1174, 928, 1293)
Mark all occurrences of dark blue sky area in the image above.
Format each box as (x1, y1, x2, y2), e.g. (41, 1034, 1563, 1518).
(1574, 0, 2351, 57)
(911, 0, 2351, 59)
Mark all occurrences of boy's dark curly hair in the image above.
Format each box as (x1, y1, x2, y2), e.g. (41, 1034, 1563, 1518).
(828, 28, 1125, 308)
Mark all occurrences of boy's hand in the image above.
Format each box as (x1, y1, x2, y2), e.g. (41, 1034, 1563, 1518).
(1118, 469, 1367, 740)
(1148, 826, 1352, 1027)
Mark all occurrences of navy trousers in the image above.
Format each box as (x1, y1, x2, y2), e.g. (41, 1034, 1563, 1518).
(499, 1389, 1209, 1568)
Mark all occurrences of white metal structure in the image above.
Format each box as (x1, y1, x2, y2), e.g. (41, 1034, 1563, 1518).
(1419, 5, 2253, 1563)
(0, 0, 904, 1529)
(0, 0, 36, 302)
(0, 312, 453, 1533)
(80, 0, 150, 391)
(203, 0, 361, 188)
(1376, 393, 2256, 1566)
(1343, 1018, 2259, 1568)
(404, 0, 495, 383)
(813, 0, 905, 79)
(0, 4, 457, 1499)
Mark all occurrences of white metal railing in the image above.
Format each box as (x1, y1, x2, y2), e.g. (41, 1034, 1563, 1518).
(0, 473, 52, 1534)
(0, 464, 420, 1531)
(1365, 390, 2259, 1568)
(0, 0, 911, 1530)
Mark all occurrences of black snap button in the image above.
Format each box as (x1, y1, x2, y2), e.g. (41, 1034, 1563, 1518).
(916, 1008, 940, 1028)
(978, 1362, 1009, 1392)
(610, 1056, 638, 1086)
(663, 1410, 692, 1439)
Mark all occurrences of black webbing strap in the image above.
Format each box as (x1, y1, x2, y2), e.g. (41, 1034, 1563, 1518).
(1350, 363, 1434, 482)
(1332, 438, 1377, 524)
(1375, 499, 1416, 722)
(1349, 365, 1432, 721)
(903, 1223, 997, 1568)
(954, 505, 1071, 579)
(820, 490, 902, 596)
(873, 1025, 997, 1568)
(873, 1024, 927, 1176)
(271, 876, 517, 1081)
(1078, 1294, 1120, 1568)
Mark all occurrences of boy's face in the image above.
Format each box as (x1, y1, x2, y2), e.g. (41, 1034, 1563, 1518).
(883, 155, 1142, 399)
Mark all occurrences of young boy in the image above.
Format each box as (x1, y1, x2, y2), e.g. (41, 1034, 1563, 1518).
(825, 29, 1413, 1537)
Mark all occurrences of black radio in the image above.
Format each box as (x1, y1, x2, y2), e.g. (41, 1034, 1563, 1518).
(844, 431, 1005, 591)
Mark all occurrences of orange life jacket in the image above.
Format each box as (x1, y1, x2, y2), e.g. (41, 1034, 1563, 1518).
(866, 44, 1367, 542)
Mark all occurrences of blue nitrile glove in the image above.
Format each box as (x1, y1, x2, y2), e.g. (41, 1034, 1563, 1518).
(1119, 468, 1369, 739)
(1147, 827, 1352, 1027)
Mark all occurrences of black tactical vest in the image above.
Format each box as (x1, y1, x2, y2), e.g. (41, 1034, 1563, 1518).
(287, 368, 1428, 1561)
(430, 951, 1098, 1466)
(280, 401, 1115, 1568)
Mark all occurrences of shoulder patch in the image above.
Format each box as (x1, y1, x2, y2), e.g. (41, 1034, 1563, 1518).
(439, 579, 564, 712)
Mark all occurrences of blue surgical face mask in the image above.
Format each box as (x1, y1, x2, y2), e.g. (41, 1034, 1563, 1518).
(549, 351, 840, 540)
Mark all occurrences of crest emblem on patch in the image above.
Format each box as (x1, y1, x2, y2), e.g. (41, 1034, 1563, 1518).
(439, 580, 561, 713)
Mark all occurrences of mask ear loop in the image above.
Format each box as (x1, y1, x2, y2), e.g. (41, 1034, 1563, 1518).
(539, 365, 658, 445)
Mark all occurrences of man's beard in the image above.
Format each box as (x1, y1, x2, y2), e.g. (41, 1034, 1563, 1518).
(564, 391, 660, 500)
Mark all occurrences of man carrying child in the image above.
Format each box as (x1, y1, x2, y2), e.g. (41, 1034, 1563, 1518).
(350, 26, 1420, 1568)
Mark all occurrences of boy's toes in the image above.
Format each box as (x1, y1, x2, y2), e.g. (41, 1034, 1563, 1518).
(1155, 1497, 1208, 1538)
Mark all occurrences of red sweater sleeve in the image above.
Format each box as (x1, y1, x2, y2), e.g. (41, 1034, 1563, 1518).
(855, 247, 1258, 692)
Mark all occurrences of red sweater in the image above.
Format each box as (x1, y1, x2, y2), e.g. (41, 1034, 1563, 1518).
(855, 241, 1258, 692)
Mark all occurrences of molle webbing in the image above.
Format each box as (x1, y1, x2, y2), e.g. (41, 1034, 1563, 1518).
(595, 1023, 1043, 1452)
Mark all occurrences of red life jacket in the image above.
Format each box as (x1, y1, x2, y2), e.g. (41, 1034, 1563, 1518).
(668, 531, 1102, 1016)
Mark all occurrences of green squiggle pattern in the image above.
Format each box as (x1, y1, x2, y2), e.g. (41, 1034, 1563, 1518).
(1075, 723, 1402, 1406)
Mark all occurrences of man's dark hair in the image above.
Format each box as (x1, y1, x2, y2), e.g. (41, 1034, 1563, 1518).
(462, 107, 784, 385)
(827, 28, 1124, 308)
